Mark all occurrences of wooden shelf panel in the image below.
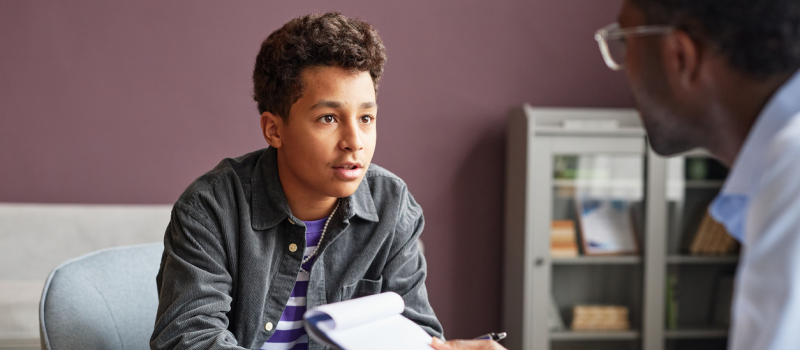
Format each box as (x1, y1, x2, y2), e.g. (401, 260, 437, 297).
(664, 328, 728, 339)
(552, 256, 641, 265)
(666, 255, 738, 264)
(550, 330, 639, 341)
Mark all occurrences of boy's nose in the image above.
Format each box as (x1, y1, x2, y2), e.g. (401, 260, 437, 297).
(340, 122, 364, 152)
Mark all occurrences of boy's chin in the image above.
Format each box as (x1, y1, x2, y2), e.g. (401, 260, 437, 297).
(325, 181, 362, 199)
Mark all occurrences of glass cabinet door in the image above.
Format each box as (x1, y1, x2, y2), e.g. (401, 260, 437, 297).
(545, 145, 645, 350)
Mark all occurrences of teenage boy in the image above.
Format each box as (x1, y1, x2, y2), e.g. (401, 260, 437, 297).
(150, 12, 443, 350)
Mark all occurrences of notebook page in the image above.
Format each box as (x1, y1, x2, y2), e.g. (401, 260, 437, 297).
(309, 292, 405, 331)
(304, 292, 435, 350)
(326, 314, 433, 350)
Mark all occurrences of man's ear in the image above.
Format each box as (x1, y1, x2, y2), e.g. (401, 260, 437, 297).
(663, 30, 702, 89)
(261, 111, 283, 148)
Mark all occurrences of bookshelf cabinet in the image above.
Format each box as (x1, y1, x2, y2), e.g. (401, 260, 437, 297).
(503, 105, 738, 350)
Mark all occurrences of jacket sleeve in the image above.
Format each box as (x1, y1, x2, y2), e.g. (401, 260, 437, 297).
(380, 187, 445, 339)
(150, 201, 247, 350)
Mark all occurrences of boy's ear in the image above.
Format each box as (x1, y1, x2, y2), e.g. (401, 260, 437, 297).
(261, 111, 283, 148)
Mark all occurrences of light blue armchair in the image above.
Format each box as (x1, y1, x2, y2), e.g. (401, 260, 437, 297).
(39, 243, 163, 350)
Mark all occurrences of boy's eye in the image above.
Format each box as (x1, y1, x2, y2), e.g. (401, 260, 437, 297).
(360, 115, 374, 124)
(320, 115, 335, 123)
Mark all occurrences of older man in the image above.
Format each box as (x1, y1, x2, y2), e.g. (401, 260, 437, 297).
(435, 0, 800, 349)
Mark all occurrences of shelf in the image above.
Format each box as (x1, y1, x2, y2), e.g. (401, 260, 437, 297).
(684, 180, 725, 189)
(552, 256, 641, 265)
(678, 148, 714, 158)
(553, 178, 643, 189)
(666, 255, 738, 264)
(536, 125, 645, 137)
(550, 330, 639, 341)
(664, 328, 728, 339)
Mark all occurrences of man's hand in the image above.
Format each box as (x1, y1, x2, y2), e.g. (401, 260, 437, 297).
(431, 337, 508, 350)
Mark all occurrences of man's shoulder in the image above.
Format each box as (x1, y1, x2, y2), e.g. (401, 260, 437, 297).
(176, 148, 268, 206)
(753, 112, 800, 213)
(767, 112, 800, 167)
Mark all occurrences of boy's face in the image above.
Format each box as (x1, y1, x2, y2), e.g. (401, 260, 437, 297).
(264, 66, 377, 202)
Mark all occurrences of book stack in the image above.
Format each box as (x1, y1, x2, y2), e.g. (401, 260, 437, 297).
(689, 210, 739, 256)
(551, 220, 578, 257)
(571, 305, 630, 331)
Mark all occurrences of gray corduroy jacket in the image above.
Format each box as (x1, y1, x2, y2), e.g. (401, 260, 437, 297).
(150, 147, 442, 350)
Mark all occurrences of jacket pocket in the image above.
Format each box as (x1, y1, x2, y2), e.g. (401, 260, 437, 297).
(340, 276, 384, 301)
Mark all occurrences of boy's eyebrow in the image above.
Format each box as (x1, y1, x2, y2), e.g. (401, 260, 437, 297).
(310, 100, 377, 110)
(310, 100, 342, 109)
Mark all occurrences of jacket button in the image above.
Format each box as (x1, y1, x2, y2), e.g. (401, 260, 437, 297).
(289, 243, 298, 252)
(265, 322, 273, 331)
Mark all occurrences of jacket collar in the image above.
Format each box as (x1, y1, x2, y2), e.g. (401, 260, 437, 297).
(250, 147, 379, 230)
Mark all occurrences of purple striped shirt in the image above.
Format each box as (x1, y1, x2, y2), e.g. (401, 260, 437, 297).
(261, 217, 327, 350)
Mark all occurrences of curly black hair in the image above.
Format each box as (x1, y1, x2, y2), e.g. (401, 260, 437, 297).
(252, 12, 387, 119)
(632, 0, 800, 77)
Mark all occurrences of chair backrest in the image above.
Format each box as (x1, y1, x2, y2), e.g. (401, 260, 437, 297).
(39, 243, 163, 350)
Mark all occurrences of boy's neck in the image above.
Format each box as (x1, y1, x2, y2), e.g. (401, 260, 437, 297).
(285, 194, 338, 222)
(275, 156, 339, 222)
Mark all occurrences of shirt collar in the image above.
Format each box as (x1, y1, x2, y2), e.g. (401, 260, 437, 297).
(250, 147, 379, 230)
(711, 68, 800, 242)
(720, 68, 800, 197)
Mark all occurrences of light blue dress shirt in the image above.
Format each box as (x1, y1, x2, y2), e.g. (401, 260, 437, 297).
(710, 68, 800, 350)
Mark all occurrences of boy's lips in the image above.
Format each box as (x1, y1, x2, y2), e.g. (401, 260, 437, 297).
(333, 162, 363, 180)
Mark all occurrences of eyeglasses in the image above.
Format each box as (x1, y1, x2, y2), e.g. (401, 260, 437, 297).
(594, 22, 674, 71)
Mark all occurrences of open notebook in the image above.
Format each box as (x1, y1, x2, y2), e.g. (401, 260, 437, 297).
(303, 292, 434, 350)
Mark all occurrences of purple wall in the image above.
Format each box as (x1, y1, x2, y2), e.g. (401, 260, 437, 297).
(0, 0, 631, 339)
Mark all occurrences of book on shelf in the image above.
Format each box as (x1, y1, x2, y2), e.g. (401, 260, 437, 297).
(551, 220, 579, 257)
(665, 272, 678, 330)
(576, 198, 639, 256)
(687, 210, 739, 256)
(571, 305, 630, 331)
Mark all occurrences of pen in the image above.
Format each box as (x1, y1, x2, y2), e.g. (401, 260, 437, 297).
(474, 332, 507, 341)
